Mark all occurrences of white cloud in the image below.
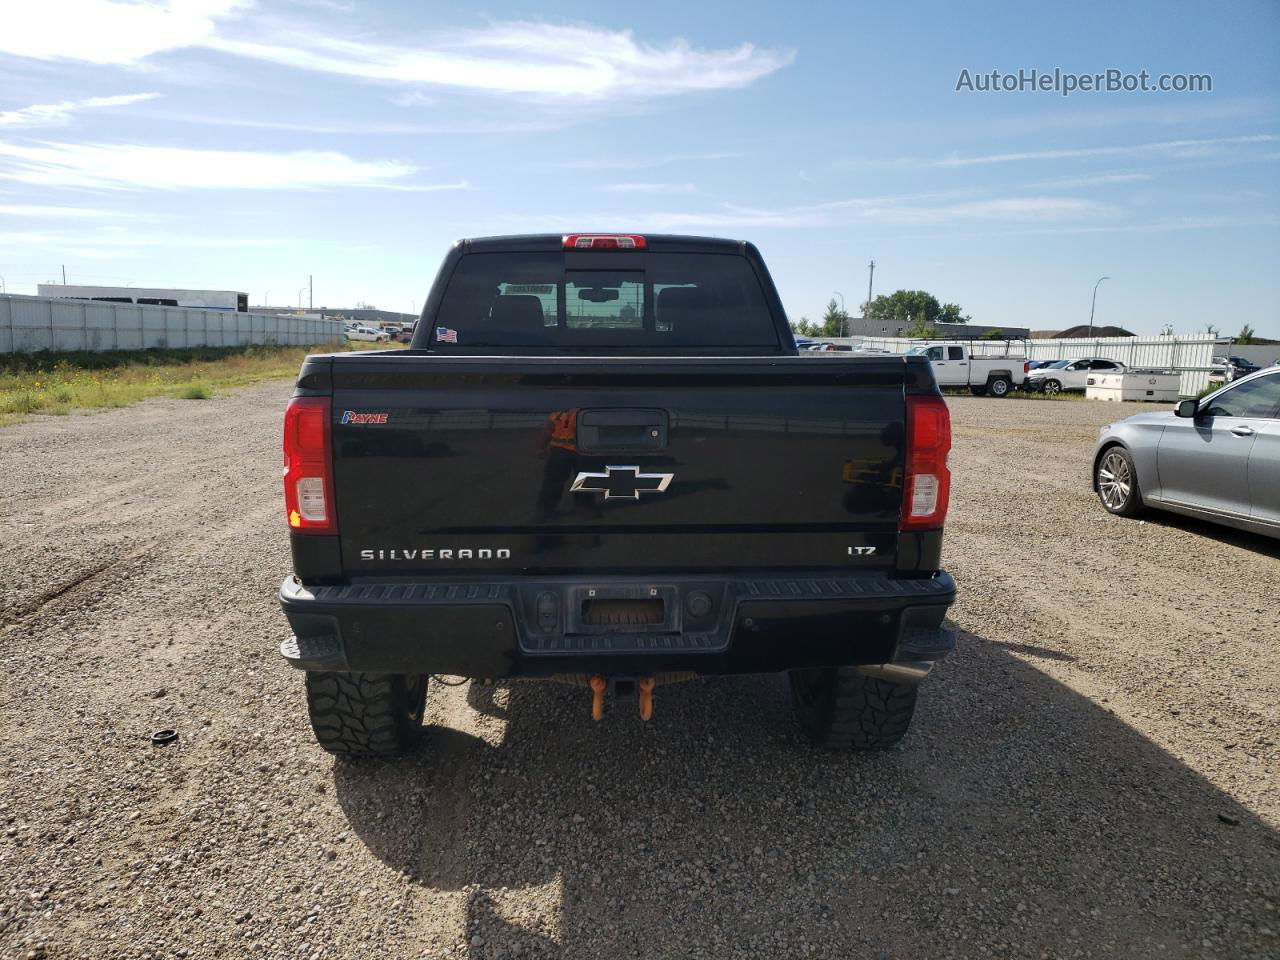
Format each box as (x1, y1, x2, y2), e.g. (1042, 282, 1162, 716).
(156, 112, 558, 135)
(0, 203, 150, 218)
(562, 151, 741, 170)
(0, 0, 245, 65)
(0, 93, 160, 128)
(0, 140, 425, 190)
(1028, 172, 1153, 189)
(0, 3, 791, 101)
(485, 194, 1113, 233)
(604, 183, 697, 194)
(205, 23, 792, 100)
(0, 226, 284, 259)
(378, 180, 471, 193)
(903, 197, 1111, 223)
(932, 135, 1279, 167)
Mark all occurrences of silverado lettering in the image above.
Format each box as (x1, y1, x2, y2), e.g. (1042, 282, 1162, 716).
(278, 233, 956, 758)
(358, 548, 512, 561)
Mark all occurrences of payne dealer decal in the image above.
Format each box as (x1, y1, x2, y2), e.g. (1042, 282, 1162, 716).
(340, 411, 389, 425)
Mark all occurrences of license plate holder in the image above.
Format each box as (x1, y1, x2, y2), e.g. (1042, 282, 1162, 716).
(566, 584, 681, 635)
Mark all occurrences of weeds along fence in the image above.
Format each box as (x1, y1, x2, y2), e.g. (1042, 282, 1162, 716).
(0, 294, 344, 353)
(835, 334, 1225, 396)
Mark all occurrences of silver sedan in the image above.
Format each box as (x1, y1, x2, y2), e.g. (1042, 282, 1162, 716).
(1092, 367, 1280, 539)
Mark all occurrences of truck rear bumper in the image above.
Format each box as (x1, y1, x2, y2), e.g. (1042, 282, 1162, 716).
(278, 570, 956, 679)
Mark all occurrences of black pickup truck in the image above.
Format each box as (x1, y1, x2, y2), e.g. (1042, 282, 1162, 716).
(279, 234, 955, 756)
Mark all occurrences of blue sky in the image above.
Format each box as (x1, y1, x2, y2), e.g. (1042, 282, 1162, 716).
(0, 0, 1277, 336)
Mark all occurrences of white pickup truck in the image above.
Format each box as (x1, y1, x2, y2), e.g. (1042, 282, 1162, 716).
(906, 343, 1027, 397)
(343, 324, 389, 343)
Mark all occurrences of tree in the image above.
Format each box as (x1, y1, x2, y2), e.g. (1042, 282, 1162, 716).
(866, 290, 971, 327)
(1237, 323, 1258, 344)
(904, 314, 938, 339)
(820, 298, 850, 338)
(1205, 323, 1220, 337)
(866, 290, 942, 327)
(791, 317, 820, 337)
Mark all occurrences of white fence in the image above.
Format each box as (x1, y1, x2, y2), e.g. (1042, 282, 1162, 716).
(831, 334, 1225, 396)
(0, 294, 344, 353)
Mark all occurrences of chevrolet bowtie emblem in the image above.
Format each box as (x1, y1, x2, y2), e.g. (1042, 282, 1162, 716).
(570, 465, 674, 501)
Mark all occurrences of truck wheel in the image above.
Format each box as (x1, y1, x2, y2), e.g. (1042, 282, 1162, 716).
(987, 376, 1011, 397)
(789, 667, 918, 750)
(303, 672, 428, 756)
(1095, 445, 1144, 517)
(1042, 379, 1062, 396)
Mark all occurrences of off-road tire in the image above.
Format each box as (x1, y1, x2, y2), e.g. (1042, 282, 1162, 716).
(304, 672, 428, 756)
(987, 376, 1012, 397)
(789, 667, 919, 750)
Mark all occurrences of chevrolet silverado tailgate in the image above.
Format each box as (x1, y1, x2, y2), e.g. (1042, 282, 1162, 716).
(325, 355, 913, 574)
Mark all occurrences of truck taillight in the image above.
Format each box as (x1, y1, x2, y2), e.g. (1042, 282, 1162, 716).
(901, 395, 951, 531)
(1024, 361, 1030, 374)
(283, 396, 335, 535)
(562, 234, 647, 250)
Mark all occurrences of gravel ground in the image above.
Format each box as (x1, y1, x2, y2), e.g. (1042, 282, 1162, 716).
(1, 385, 1277, 959)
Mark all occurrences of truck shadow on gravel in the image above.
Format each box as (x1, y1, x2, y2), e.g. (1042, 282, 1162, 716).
(332, 630, 1278, 959)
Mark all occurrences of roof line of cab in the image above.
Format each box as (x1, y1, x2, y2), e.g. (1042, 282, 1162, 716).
(455, 233, 750, 254)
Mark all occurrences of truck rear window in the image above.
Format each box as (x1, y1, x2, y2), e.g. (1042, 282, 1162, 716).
(430, 252, 780, 349)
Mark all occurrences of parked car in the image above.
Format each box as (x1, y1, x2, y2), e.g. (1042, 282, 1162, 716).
(395, 326, 414, 343)
(278, 232, 956, 757)
(1092, 366, 1280, 539)
(906, 343, 1026, 397)
(1025, 358, 1125, 394)
(1211, 355, 1261, 382)
(793, 336, 816, 350)
(344, 324, 388, 343)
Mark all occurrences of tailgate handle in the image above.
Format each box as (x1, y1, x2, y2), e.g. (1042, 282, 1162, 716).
(578, 409, 668, 452)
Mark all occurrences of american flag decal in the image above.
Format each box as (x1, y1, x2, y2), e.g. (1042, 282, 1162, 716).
(436, 326, 458, 343)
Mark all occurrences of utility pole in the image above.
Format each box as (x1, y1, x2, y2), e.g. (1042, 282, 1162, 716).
(866, 260, 875, 317)
(309, 274, 313, 311)
(1088, 276, 1111, 337)
(61, 264, 66, 285)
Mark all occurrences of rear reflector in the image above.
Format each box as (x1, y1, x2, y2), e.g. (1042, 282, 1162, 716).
(283, 396, 335, 535)
(901, 394, 951, 531)
(562, 234, 647, 250)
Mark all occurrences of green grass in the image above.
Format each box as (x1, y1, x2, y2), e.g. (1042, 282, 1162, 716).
(0, 340, 404, 425)
(941, 386, 1084, 401)
(176, 382, 212, 400)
